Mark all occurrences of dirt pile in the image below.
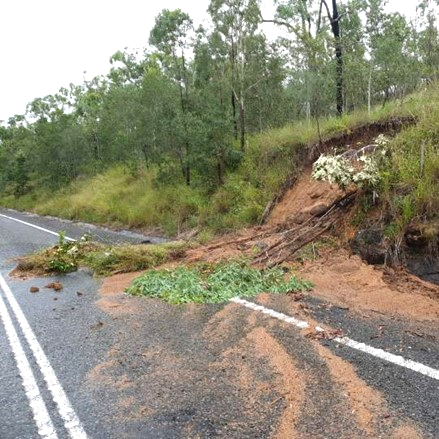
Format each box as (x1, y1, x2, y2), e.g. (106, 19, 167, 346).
(268, 169, 345, 227)
(179, 119, 439, 323)
(186, 169, 356, 267)
(188, 120, 419, 267)
(300, 249, 439, 321)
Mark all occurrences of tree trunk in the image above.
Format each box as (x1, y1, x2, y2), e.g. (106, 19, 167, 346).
(185, 142, 190, 186)
(239, 98, 245, 151)
(382, 88, 389, 108)
(230, 41, 238, 140)
(330, 0, 343, 116)
(217, 159, 224, 186)
(185, 163, 190, 186)
(335, 44, 343, 116)
(239, 36, 246, 151)
(92, 131, 100, 161)
(368, 63, 373, 115)
(142, 144, 149, 167)
(174, 49, 191, 185)
(231, 91, 238, 140)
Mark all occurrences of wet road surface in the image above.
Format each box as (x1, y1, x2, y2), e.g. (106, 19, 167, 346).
(0, 207, 438, 438)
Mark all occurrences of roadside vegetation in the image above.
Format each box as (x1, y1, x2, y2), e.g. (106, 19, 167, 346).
(1, 1, 438, 238)
(0, 91, 430, 237)
(380, 88, 439, 236)
(127, 261, 313, 304)
(15, 233, 189, 276)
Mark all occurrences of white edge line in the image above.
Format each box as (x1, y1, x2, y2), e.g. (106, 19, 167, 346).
(0, 274, 88, 439)
(335, 336, 439, 381)
(0, 290, 58, 438)
(0, 214, 75, 242)
(230, 297, 439, 381)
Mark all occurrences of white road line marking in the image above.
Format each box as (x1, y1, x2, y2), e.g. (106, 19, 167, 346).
(0, 274, 88, 439)
(334, 336, 439, 381)
(230, 297, 310, 329)
(230, 298, 439, 381)
(0, 214, 75, 242)
(0, 292, 58, 438)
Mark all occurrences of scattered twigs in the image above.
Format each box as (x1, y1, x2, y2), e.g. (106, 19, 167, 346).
(206, 228, 276, 251)
(253, 191, 357, 266)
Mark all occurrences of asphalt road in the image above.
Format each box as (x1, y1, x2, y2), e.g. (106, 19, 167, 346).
(0, 207, 438, 438)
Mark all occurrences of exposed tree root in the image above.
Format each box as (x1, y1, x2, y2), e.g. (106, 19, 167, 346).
(254, 191, 357, 267)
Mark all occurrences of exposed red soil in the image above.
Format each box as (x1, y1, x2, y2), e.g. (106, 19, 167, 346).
(97, 271, 143, 315)
(299, 249, 439, 322)
(100, 168, 439, 323)
(94, 277, 427, 438)
(246, 327, 306, 439)
(268, 168, 344, 227)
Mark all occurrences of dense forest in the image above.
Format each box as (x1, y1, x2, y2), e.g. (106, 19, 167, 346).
(0, 0, 438, 234)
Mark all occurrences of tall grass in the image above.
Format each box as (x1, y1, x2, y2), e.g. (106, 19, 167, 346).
(1, 85, 435, 237)
(28, 166, 206, 236)
(380, 85, 439, 229)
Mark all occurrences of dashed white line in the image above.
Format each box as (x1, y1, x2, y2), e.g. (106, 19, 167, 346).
(334, 336, 439, 381)
(0, 213, 75, 242)
(0, 274, 88, 438)
(231, 298, 439, 381)
(0, 290, 58, 438)
(230, 297, 310, 329)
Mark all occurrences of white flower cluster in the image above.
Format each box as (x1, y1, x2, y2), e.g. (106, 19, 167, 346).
(375, 134, 390, 146)
(312, 154, 355, 188)
(352, 155, 381, 187)
(312, 134, 391, 189)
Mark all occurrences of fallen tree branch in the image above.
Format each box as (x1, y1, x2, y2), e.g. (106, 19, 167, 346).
(254, 191, 357, 266)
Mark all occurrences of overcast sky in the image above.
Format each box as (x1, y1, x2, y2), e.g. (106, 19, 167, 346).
(0, 0, 417, 123)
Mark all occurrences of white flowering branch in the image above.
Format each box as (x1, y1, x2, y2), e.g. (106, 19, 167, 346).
(312, 135, 390, 190)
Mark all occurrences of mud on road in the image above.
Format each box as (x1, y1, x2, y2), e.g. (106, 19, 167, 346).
(93, 263, 438, 438)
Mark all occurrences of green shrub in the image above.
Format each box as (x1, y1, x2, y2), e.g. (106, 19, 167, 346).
(127, 260, 313, 304)
(85, 241, 188, 275)
(16, 238, 189, 276)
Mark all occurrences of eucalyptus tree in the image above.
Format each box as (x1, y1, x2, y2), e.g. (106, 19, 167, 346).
(363, 0, 385, 112)
(149, 9, 195, 185)
(74, 76, 108, 164)
(417, 0, 439, 80)
(0, 117, 32, 195)
(191, 27, 232, 186)
(323, 0, 343, 115)
(208, 0, 262, 150)
(139, 64, 182, 170)
(265, 0, 344, 116)
(108, 49, 148, 86)
(339, 1, 368, 111)
(103, 51, 180, 169)
(366, 2, 419, 106)
(241, 34, 290, 131)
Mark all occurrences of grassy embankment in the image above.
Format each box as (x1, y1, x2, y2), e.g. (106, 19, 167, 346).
(2, 86, 436, 240)
(379, 86, 439, 239)
(9, 85, 439, 302)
